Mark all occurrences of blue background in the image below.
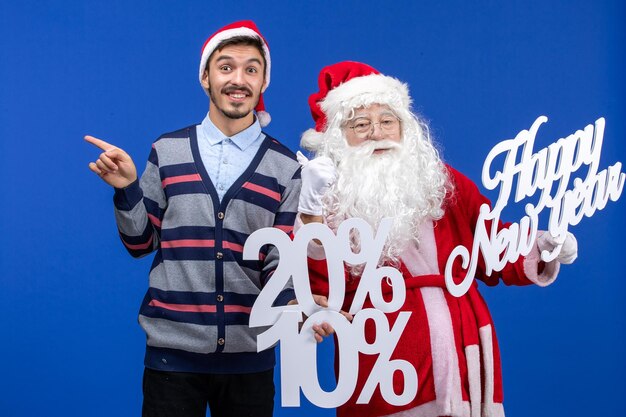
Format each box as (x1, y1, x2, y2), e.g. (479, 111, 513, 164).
(1, 1, 624, 416)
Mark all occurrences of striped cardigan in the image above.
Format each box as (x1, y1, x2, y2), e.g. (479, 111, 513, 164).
(113, 125, 301, 374)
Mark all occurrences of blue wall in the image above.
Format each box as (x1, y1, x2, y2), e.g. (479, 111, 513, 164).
(1, 1, 624, 416)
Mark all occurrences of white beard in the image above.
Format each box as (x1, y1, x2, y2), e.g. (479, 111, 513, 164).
(322, 137, 449, 269)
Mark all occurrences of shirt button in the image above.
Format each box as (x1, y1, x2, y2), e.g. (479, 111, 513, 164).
(217, 212, 224, 220)
(217, 338, 225, 346)
(223, 159, 228, 164)
(218, 184, 224, 190)
(216, 295, 224, 302)
(216, 252, 223, 259)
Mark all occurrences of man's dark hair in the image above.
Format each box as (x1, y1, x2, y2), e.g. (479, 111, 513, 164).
(206, 35, 267, 74)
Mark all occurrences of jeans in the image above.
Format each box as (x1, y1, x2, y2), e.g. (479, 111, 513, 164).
(142, 367, 275, 417)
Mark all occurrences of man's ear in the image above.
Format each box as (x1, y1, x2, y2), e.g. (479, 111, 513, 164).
(261, 79, 268, 94)
(201, 70, 210, 90)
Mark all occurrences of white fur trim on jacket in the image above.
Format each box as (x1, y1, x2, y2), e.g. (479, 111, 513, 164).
(523, 232, 560, 286)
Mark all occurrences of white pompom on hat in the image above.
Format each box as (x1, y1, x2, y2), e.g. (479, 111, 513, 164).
(301, 61, 410, 151)
(198, 20, 271, 127)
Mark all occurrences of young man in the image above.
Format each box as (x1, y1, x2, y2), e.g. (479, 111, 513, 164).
(297, 61, 578, 417)
(86, 21, 301, 417)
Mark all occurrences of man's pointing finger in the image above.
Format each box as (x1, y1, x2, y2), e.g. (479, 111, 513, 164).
(84, 135, 116, 151)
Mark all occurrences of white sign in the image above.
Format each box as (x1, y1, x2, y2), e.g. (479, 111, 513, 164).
(243, 218, 417, 408)
(445, 116, 624, 296)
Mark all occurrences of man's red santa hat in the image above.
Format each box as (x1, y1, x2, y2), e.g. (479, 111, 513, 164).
(301, 61, 411, 151)
(198, 20, 272, 127)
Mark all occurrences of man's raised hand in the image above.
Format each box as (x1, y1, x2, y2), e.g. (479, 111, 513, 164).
(85, 135, 138, 189)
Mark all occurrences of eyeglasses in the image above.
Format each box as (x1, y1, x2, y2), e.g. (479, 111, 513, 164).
(347, 117, 400, 136)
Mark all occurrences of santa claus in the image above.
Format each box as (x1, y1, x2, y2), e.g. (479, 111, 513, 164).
(296, 61, 577, 417)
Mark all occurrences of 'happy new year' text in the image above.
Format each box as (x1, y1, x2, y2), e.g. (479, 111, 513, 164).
(445, 116, 624, 297)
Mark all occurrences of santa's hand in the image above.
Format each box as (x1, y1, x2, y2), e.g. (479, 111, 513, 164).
(291, 294, 353, 343)
(537, 231, 578, 264)
(310, 294, 352, 343)
(297, 151, 336, 216)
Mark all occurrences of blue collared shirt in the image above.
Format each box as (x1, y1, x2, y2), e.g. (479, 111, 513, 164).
(196, 112, 265, 201)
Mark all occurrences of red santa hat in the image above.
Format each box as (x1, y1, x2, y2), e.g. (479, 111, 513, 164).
(198, 20, 272, 127)
(301, 61, 411, 151)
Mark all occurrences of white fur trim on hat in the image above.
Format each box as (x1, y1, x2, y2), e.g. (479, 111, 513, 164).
(257, 110, 271, 127)
(321, 73, 410, 121)
(198, 27, 271, 89)
(300, 128, 325, 151)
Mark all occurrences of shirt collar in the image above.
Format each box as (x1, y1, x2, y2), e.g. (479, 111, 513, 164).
(200, 112, 262, 151)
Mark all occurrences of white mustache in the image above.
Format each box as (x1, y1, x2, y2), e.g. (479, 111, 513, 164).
(373, 140, 401, 151)
(349, 140, 402, 157)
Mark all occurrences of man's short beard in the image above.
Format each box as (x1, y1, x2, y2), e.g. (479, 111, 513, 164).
(322, 134, 449, 270)
(208, 87, 255, 120)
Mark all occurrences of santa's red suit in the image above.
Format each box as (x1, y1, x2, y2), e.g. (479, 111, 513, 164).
(305, 166, 557, 417)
